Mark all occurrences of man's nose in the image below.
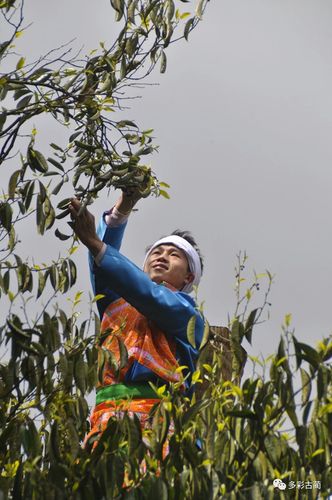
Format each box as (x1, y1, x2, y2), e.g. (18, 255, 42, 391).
(156, 251, 168, 261)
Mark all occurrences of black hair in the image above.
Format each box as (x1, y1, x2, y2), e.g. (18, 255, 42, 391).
(146, 229, 204, 274)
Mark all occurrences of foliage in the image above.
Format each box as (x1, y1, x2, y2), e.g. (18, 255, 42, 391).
(1, 1, 332, 499)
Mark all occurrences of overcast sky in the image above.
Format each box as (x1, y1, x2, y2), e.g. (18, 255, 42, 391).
(5, 0, 332, 362)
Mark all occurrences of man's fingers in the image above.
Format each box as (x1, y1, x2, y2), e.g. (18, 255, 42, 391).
(69, 198, 85, 219)
(69, 197, 82, 211)
(68, 204, 79, 218)
(77, 203, 88, 217)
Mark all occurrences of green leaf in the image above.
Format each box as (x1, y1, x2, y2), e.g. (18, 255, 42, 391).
(97, 349, 106, 385)
(74, 140, 95, 152)
(125, 34, 138, 58)
(57, 198, 72, 210)
(244, 308, 258, 344)
(206, 421, 216, 459)
(253, 451, 268, 481)
(0, 202, 12, 232)
(36, 195, 45, 235)
(264, 434, 282, 465)
(74, 359, 86, 394)
(8, 170, 20, 199)
(184, 17, 195, 41)
(117, 120, 138, 128)
(38, 181, 47, 203)
(231, 319, 244, 344)
(0, 40, 10, 59)
(311, 448, 325, 458)
(317, 365, 328, 400)
(13, 85, 29, 101)
(226, 409, 257, 419)
(52, 179, 64, 195)
(127, 0, 137, 23)
(37, 270, 46, 298)
(111, 0, 124, 19)
(195, 0, 204, 18)
(20, 264, 32, 293)
(68, 259, 77, 286)
(297, 341, 320, 369)
(23, 420, 41, 457)
(160, 50, 167, 74)
(286, 404, 299, 428)
(48, 158, 65, 172)
(159, 189, 170, 199)
(2, 269, 10, 293)
(300, 368, 311, 406)
(125, 414, 141, 454)
(55, 208, 70, 220)
(44, 197, 55, 230)
(187, 315, 196, 348)
(49, 421, 61, 462)
(67, 132, 81, 146)
(182, 398, 209, 426)
(27, 147, 49, 173)
(116, 337, 128, 370)
(159, 181, 170, 188)
(50, 143, 63, 152)
(16, 56, 25, 70)
(16, 93, 32, 109)
(167, 0, 175, 21)
(199, 318, 210, 350)
(137, 146, 153, 156)
(120, 56, 127, 79)
(24, 181, 35, 210)
(302, 400, 312, 425)
(54, 228, 71, 241)
(50, 264, 57, 290)
(295, 425, 307, 461)
(8, 226, 15, 251)
(149, 478, 168, 500)
(57, 354, 68, 381)
(7, 317, 30, 338)
(0, 111, 6, 131)
(104, 348, 119, 377)
(99, 73, 112, 93)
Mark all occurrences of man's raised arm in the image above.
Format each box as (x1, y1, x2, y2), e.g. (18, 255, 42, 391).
(69, 190, 142, 317)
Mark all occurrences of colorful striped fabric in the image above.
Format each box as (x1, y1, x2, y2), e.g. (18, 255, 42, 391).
(87, 297, 181, 440)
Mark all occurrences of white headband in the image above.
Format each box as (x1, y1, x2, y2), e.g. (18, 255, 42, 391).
(143, 235, 202, 293)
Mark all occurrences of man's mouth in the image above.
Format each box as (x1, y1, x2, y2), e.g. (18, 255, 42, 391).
(152, 263, 168, 271)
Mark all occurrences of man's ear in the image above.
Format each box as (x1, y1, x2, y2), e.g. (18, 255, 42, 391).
(184, 272, 195, 285)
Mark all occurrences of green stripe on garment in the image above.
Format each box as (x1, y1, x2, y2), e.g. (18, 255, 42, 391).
(96, 383, 160, 405)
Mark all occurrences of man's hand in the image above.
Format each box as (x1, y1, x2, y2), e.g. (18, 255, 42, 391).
(69, 198, 103, 257)
(115, 188, 143, 214)
(115, 167, 153, 213)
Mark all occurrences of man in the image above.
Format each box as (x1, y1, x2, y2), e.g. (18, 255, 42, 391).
(69, 190, 205, 442)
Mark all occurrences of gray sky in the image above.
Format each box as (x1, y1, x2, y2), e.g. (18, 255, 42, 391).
(5, 0, 332, 361)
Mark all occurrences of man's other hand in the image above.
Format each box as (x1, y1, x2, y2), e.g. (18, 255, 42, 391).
(69, 198, 103, 257)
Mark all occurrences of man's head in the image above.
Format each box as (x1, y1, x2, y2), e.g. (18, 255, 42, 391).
(143, 230, 203, 293)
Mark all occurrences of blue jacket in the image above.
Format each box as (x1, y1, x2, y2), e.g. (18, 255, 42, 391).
(89, 215, 204, 387)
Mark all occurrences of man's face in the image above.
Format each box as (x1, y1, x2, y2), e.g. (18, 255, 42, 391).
(144, 244, 194, 290)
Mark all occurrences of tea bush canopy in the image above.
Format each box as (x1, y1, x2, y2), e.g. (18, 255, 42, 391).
(0, 0, 332, 498)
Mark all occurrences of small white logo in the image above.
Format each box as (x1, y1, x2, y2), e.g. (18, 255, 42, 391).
(273, 479, 287, 490)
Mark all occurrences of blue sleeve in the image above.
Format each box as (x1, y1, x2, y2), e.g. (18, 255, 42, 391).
(97, 244, 204, 347)
(89, 214, 128, 318)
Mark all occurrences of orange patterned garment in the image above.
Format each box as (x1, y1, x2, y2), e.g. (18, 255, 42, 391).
(87, 296, 181, 440)
(100, 297, 181, 385)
